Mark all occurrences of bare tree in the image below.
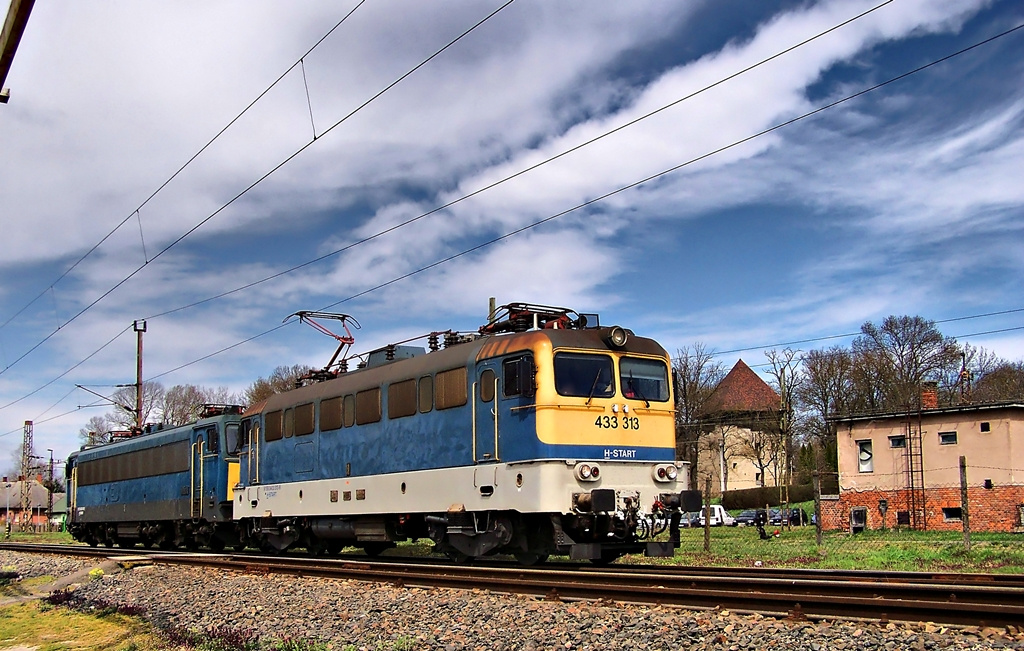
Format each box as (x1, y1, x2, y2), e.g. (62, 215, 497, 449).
(162, 384, 207, 426)
(244, 365, 313, 405)
(732, 423, 783, 487)
(934, 343, 1003, 405)
(106, 381, 165, 430)
(973, 360, 1024, 403)
(853, 316, 961, 411)
(78, 414, 111, 446)
(673, 344, 724, 490)
(163, 384, 243, 426)
(763, 348, 803, 486)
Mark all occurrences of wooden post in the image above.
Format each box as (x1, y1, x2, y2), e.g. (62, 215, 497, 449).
(813, 470, 822, 548)
(960, 456, 971, 553)
(703, 475, 711, 553)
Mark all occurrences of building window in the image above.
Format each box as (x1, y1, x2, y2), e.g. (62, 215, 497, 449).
(942, 507, 962, 522)
(888, 435, 906, 449)
(857, 440, 873, 473)
(980, 422, 991, 433)
(939, 431, 958, 445)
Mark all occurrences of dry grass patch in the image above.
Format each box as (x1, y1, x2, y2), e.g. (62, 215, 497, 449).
(0, 601, 164, 651)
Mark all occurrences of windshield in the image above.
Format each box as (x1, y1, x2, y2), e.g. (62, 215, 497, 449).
(226, 423, 242, 456)
(554, 353, 615, 398)
(619, 357, 670, 402)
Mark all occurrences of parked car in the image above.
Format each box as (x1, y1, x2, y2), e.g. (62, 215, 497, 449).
(680, 511, 702, 527)
(769, 508, 809, 526)
(735, 509, 766, 527)
(697, 504, 737, 527)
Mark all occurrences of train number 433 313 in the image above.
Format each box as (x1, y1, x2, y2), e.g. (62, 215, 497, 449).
(594, 415, 640, 430)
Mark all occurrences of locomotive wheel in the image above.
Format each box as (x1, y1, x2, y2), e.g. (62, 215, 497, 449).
(444, 549, 473, 564)
(363, 542, 391, 557)
(305, 536, 326, 557)
(589, 550, 624, 566)
(207, 536, 225, 552)
(513, 552, 549, 566)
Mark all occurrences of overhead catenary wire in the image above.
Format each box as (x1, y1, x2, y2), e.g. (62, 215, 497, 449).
(139, 22, 1024, 385)
(144, 0, 899, 323)
(3, 15, 1021, 426)
(0, 0, 515, 379)
(0, 0, 369, 335)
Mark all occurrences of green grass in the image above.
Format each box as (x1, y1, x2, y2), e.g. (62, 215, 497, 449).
(8, 519, 1022, 574)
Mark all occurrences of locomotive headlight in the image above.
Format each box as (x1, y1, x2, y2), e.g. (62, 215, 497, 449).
(606, 326, 629, 348)
(574, 462, 601, 482)
(652, 464, 679, 483)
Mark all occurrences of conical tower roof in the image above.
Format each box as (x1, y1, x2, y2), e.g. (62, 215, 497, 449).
(704, 359, 780, 415)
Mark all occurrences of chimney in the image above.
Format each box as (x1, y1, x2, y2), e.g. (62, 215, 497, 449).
(920, 382, 939, 409)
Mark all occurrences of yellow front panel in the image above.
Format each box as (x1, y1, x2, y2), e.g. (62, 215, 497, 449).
(227, 461, 240, 500)
(534, 349, 675, 448)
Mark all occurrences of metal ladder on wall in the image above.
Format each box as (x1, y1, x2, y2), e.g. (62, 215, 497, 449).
(904, 418, 926, 529)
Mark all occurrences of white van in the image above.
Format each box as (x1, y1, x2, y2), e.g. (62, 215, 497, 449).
(698, 504, 737, 527)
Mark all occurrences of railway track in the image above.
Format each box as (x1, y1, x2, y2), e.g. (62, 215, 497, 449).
(3, 542, 1022, 627)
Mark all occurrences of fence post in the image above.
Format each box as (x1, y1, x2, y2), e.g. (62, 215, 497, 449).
(813, 470, 822, 548)
(704, 475, 711, 553)
(960, 456, 971, 553)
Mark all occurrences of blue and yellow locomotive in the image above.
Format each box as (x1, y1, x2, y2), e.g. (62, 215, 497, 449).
(66, 405, 244, 550)
(234, 304, 700, 563)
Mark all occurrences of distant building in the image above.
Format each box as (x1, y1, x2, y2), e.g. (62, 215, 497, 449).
(825, 402, 1024, 533)
(698, 360, 785, 496)
(0, 479, 63, 528)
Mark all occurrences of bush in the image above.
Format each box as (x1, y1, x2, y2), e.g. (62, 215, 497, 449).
(721, 484, 813, 510)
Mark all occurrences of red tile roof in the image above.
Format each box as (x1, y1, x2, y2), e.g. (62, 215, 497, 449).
(704, 359, 780, 414)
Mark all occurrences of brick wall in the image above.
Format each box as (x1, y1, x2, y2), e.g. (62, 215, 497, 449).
(822, 485, 1024, 533)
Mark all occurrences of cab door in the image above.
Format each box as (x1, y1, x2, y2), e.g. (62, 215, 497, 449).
(474, 362, 500, 462)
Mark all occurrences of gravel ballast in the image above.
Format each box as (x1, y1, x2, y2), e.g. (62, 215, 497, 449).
(2, 551, 1023, 650)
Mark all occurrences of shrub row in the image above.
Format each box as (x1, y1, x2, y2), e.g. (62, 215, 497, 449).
(721, 484, 814, 510)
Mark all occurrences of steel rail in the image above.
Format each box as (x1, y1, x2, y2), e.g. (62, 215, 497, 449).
(3, 543, 1022, 626)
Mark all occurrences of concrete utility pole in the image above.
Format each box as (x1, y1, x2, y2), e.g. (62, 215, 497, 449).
(134, 320, 146, 431)
(0, 0, 35, 104)
(46, 449, 53, 523)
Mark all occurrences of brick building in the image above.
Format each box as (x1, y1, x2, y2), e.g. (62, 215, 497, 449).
(825, 402, 1024, 533)
(698, 360, 785, 496)
(0, 479, 63, 528)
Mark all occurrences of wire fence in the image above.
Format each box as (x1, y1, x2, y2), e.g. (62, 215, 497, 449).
(670, 456, 1024, 570)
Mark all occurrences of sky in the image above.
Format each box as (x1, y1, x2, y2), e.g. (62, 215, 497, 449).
(1, 0, 1022, 472)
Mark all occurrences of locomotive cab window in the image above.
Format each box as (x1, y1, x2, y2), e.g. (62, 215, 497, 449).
(240, 420, 252, 450)
(619, 357, 670, 402)
(197, 425, 218, 453)
(226, 423, 242, 456)
(480, 369, 496, 402)
(502, 355, 535, 398)
(554, 353, 614, 398)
